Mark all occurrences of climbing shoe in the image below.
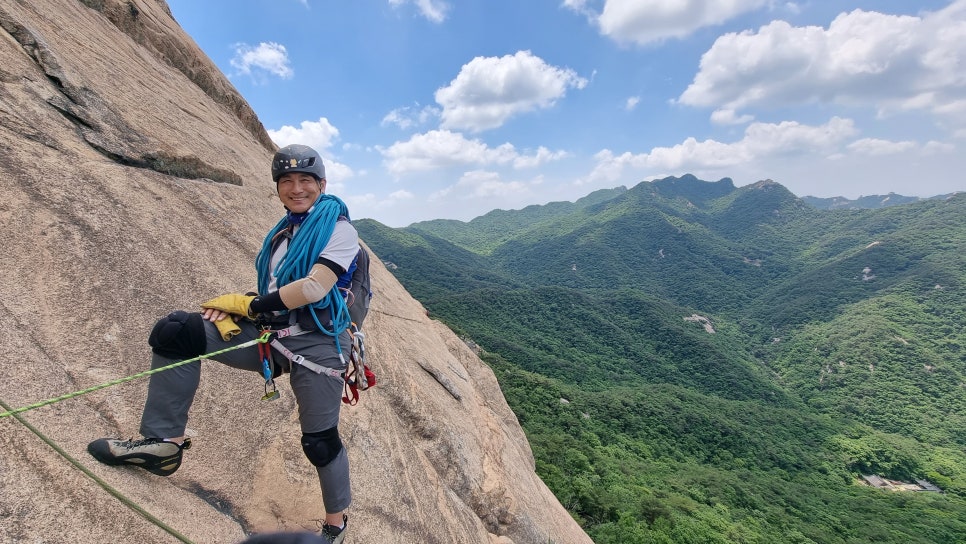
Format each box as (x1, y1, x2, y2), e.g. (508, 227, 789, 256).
(319, 514, 347, 544)
(87, 437, 191, 476)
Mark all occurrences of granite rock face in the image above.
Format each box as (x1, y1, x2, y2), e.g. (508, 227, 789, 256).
(0, 1, 592, 542)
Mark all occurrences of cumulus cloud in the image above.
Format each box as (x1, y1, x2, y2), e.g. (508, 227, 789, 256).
(381, 129, 567, 175)
(435, 51, 588, 132)
(230, 42, 293, 80)
(381, 130, 514, 174)
(269, 118, 340, 151)
(268, 118, 353, 181)
(678, 3, 966, 125)
(625, 96, 641, 111)
(388, 0, 450, 23)
(581, 116, 858, 184)
(564, 0, 769, 45)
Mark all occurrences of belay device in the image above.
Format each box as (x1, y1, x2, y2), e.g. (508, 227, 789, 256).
(257, 331, 280, 401)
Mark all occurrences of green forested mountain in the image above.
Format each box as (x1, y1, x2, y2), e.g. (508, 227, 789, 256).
(801, 193, 947, 210)
(355, 175, 966, 543)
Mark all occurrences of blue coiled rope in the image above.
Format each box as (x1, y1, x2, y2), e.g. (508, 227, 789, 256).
(255, 195, 352, 350)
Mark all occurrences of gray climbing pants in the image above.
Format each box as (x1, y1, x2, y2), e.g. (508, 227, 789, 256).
(139, 315, 353, 513)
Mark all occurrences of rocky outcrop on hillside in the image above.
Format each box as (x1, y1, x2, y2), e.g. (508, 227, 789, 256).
(0, 1, 592, 543)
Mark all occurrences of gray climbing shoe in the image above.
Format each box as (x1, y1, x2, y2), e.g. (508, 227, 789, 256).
(87, 437, 191, 476)
(320, 514, 347, 544)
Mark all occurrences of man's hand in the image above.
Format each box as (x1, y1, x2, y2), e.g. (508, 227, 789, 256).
(201, 294, 256, 341)
(201, 293, 256, 319)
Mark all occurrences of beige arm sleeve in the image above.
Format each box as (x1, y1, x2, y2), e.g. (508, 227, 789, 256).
(276, 263, 339, 309)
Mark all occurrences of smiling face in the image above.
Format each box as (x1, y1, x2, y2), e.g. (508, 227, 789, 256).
(277, 172, 325, 213)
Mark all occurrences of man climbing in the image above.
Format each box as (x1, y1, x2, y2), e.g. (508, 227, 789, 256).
(88, 144, 356, 543)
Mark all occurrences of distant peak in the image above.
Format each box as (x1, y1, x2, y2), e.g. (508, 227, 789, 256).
(645, 174, 736, 202)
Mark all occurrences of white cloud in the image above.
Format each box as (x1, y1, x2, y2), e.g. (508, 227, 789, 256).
(710, 108, 754, 125)
(741, 117, 857, 157)
(388, 0, 450, 23)
(430, 170, 530, 200)
(230, 42, 293, 80)
(268, 117, 340, 151)
(582, 116, 858, 183)
(380, 129, 568, 175)
(435, 50, 588, 132)
(513, 146, 569, 169)
(581, 149, 651, 185)
(388, 189, 415, 201)
(678, 3, 966, 127)
(932, 98, 966, 119)
(922, 140, 956, 154)
(847, 138, 917, 156)
(345, 188, 414, 215)
(625, 96, 641, 111)
(565, 0, 769, 45)
(844, 137, 957, 157)
(347, 170, 541, 225)
(268, 118, 353, 181)
(380, 130, 515, 175)
(381, 104, 441, 129)
(561, 0, 589, 11)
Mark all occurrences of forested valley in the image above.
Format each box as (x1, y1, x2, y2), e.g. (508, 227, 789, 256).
(356, 175, 966, 543)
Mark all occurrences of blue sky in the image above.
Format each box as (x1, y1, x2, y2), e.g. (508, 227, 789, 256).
(166, 0, 966, 227)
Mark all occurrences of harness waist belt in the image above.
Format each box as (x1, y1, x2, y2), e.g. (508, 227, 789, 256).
(269, 338, 343, 379)
(273, 323, 310, 338)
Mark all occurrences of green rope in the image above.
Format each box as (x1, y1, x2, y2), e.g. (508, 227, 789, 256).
(0, 332, 274, 541)
(0, 396, 195, 543)
(0, 332, 271, 418)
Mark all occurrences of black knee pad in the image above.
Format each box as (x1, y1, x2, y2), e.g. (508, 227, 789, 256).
(148, 310, 207, 359)
(301, 427, 343, 467)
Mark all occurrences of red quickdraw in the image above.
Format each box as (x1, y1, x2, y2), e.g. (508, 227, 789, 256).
(341, 325, 376, 405)
(342, 364, 376, 405)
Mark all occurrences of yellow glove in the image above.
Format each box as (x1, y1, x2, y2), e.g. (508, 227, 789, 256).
(213, 317, 242, 341)
(200, 293, 256, 318)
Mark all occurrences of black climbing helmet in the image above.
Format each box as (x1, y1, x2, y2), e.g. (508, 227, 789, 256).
(271, 144, 325, 182)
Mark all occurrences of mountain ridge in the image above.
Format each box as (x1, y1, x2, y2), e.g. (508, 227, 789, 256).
(356, 174, 966, 542)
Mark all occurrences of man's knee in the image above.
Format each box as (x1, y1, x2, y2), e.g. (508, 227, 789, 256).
(301, 427, 343, 467)
(148, 310, 207, 359)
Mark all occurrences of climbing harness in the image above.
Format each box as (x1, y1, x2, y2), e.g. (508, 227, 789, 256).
(253, 322, 376, 405)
